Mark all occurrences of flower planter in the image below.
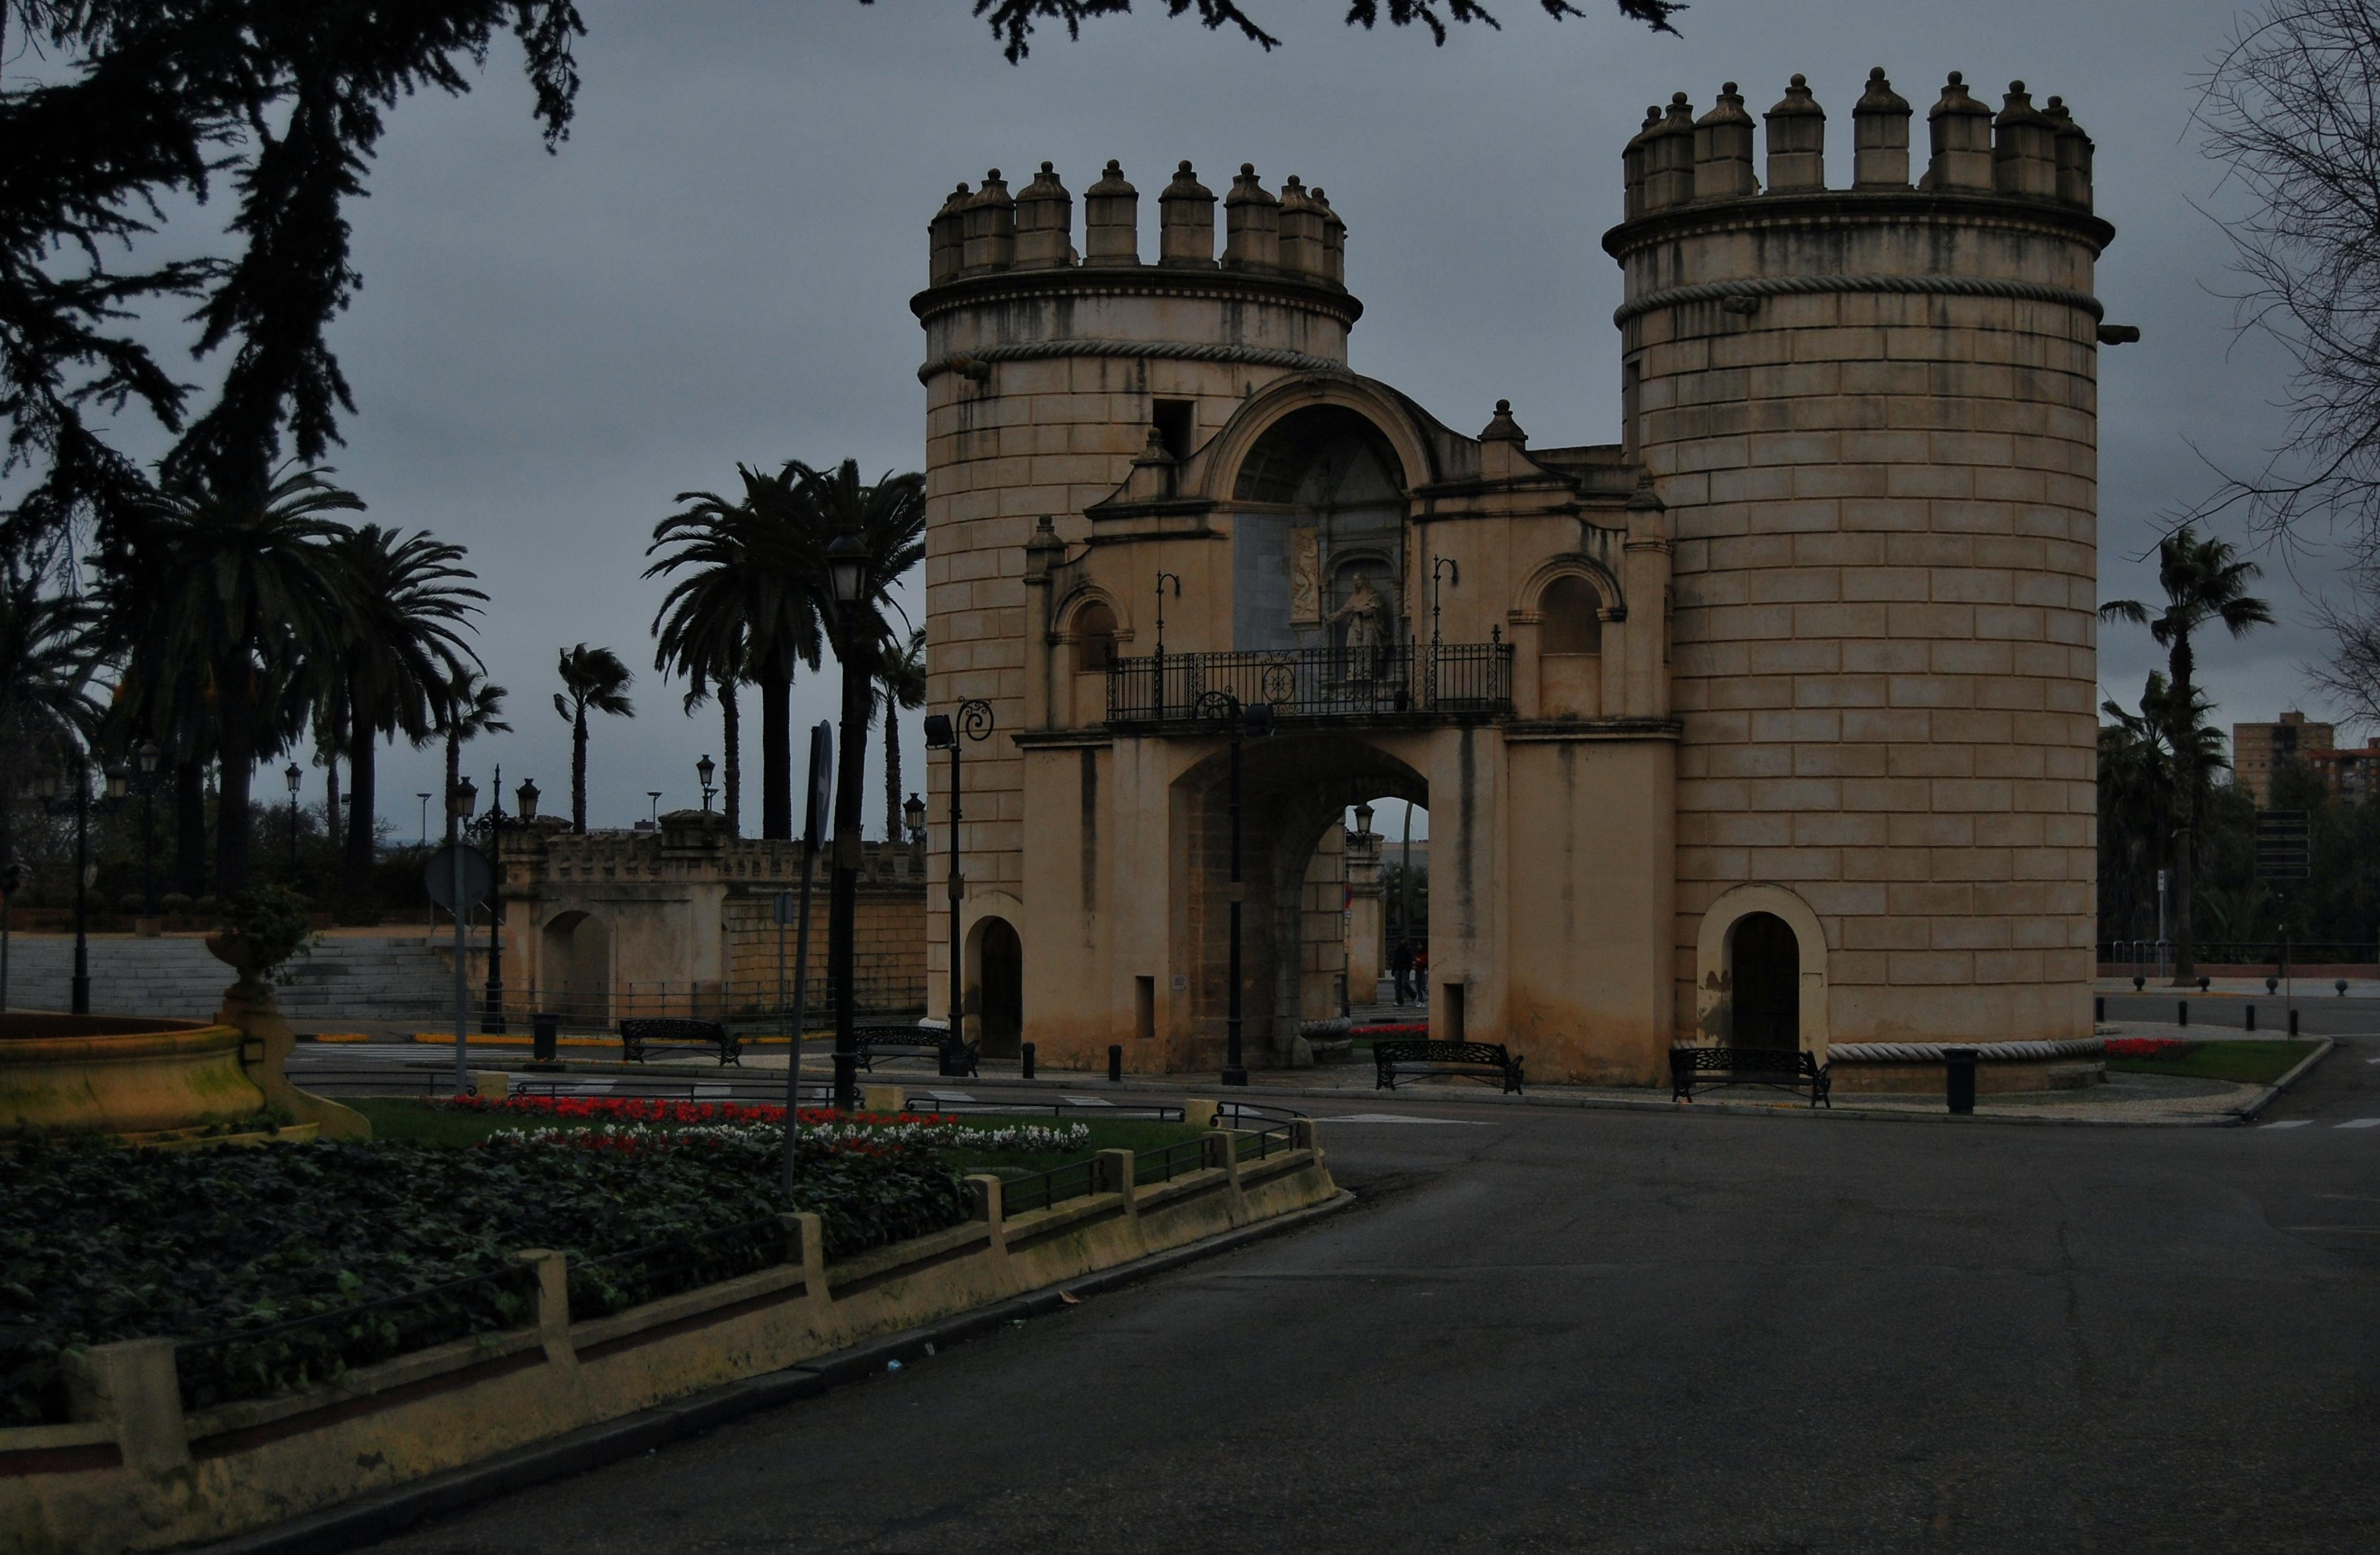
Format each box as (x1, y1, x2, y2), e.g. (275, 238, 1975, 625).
(0, 1014, 274, 1138)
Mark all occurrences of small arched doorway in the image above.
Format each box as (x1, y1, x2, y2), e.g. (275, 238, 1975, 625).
(1730, 912, 1799, 1048)
(541, 910, 611, 1028)
(974, 916, 1023, 1058)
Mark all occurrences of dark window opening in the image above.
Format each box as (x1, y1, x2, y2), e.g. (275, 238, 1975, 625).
(1153, 399, 1196, 464)
(1730, 913, 1799, 1049)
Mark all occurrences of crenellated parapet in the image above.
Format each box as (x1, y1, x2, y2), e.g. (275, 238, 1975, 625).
(1623, 69, 2094, 218)
(924, 159, 1347, 290)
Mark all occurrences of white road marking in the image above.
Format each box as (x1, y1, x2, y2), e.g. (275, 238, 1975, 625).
(1060, 1095, 1115, 1107)
(2259, 1120, 2313, 1130)
(916, 1091, 976, 1104)
(693, 1083, 735, 1099)
(2282, 1226, 2380, 1234)
(1324, 1113, 1495, 1125)
(2337, 1118, 2380, 1130)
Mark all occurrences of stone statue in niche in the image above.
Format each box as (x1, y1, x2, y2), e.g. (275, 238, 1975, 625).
(1326, 575, 1390, 682)
(1289, 528, 1321, 624)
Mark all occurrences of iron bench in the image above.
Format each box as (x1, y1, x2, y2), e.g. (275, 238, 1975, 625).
(1669, 1045, 1830, 1107)
(1373, 1040, 1524, 1094)
(855, 1023, 981, 1078)
(619, 1017, 740, 1068)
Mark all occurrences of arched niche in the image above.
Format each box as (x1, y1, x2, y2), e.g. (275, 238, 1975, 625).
(1694, 884, 1829, 1059)
(1535, 573, 1605, 717)
(540, 909, 612, 1028)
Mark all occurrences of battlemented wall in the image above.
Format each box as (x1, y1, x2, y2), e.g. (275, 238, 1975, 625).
(1610, 71, 2108, 1045)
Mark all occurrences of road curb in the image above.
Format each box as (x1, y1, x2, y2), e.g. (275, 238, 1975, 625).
(192, 1191, 1356, 1555)
(2232, 1037, 2337, 1123)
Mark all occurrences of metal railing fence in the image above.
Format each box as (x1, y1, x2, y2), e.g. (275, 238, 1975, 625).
(999, 1157, 1098, 1216)
(1106, 642, 1512, 724)
(569, 1216, 790, 1320)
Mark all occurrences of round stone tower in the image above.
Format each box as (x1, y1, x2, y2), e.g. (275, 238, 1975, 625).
(1605, 70, 2115, 1051)
(911, 158, 1361, 1044)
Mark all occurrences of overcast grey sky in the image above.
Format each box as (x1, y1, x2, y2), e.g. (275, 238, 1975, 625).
(58, 0, 2357, 838)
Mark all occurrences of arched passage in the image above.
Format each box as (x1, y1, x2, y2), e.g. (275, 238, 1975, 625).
(1173, 733, 1425, 1068)
(541, 909, 611, 1028)
(1729, 913, 1799, 1048)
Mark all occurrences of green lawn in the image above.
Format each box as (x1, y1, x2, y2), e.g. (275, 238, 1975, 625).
(335, 1097, 1204, 1175)
(2105, 1040, 2322, 1085)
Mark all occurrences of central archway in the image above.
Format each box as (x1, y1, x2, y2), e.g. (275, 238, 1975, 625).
(1729, 913, 1799, 1048)
(972, 916, 1023, 1058)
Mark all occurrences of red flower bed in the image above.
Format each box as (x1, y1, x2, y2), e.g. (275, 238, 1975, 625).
(437, 1094, 952, 1128)
(2103, 1036, 2187, 1059)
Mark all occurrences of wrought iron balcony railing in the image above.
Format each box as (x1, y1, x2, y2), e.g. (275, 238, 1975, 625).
(1105, 642, 1513, 724)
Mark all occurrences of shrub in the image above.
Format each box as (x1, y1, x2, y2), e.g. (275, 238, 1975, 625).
(1, 1132, 966, 1425)
(194, 893, 220, 918)
(159, 893, 194, 915)
(218, 886, 318, 981)
(118, 892, 146, 914)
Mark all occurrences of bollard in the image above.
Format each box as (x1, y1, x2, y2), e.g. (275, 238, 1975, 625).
(1020, 1041, 1036, 1080)
(2245, 1005, 2256, 1032)
(1944, 1047, 1978, 1116)
(1108, 1043, 1124, 1083)
(2289, 1008, 2300, 1036)
(2178, 1000, 2189, 1029)
(531, 1011, 559, 1063)
(2094, 995, 2103, 1023)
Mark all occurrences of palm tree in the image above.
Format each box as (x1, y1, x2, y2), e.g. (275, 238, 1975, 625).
(0, 565, 106, 883)
(100, 466, 362, 892)
(553, 644, 633, 833)
(323, 525, 483, 900)
(787, 459, 925, 1058)
(646, 469, 823, 838)
(876, 626, 925, 841)
(2101, 529, 2272, 983)
(440, 671, 510, 843)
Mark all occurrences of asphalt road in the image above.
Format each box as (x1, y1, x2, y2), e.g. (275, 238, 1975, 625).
(2097, 988, 2377, 1038)
(362, 1043, 2380, 1555)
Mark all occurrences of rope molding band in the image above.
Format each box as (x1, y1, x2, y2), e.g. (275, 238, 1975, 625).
(1824, 1038, 2106, 1064)
(918, 338, 1347, 385)
(1613, 273, 2105, 327)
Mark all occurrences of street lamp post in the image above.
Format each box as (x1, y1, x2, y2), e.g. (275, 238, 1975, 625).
(825, 525, 871, 1111)
(283, 762, 302, 881)
(36, 759, 92, 1015)
(1194, 690, 1277, 1086)
(1152, 571, 1181, 717)
(476, 766, 511, 1035)
(1429, 555, 1459, 707)
(447, 777, 477, 1090)
(135, 741, 161, 920)
(697, 754, 717, 814)
(923, 701, 993, 1076)
(417, 793, 432, 846)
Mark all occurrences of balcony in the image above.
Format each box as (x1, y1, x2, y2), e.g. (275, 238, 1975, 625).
(1104, 643, 1513, 725)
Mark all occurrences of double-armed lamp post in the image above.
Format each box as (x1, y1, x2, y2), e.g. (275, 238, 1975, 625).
(923, 700, 993, 1074)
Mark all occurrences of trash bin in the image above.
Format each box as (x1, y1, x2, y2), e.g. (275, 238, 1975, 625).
(1108, 1043, 1124, 1083)
(1020, 1041, 1036, 1080)
(1944, 1046, 1978, 1115)
(531, 1011, 558, 1064)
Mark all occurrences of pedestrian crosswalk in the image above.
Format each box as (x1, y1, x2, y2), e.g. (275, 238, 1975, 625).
(2259, 1117, 2380, 1129)
(2339, 1118, 2380, 1130)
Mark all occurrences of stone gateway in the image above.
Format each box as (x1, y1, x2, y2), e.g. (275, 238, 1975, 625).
(915, 70, 2112, 1085)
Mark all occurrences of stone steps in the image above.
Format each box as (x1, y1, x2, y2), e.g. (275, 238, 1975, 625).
(0, 936, 456, 1020)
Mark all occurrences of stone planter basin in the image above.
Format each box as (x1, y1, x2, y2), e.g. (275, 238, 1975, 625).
(0, 1014, 275, 1138)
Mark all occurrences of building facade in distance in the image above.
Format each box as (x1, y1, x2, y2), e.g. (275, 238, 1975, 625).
(915, 69, 2117, 1084)
(2233, 711, 2336, 806)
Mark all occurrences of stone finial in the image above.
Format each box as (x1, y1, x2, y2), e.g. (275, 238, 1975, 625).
(1852, 67, 1912, 189)
(1763, 74, 1825, 193)
(1083, 159, 1139, 266)
(1013, 161, 1075, 269)
(1479, 398, 1527, 443)
(1158, 160, 1216, 268)
(960, 168, 1015, 273)
(1624, 104, 1662, 220)
(1694, 83, 1759, 200)
(2043, 96, 2095, 210)
(1644, 93, 1699, 212)
(1991, 82, 2058, 199)
(928, 181, 971, 285)
(1223, 163, 1282, 271)
(1278, 176, 1327, 281)
(1922, 71, 1993, 192)
(1125, 425, 1179, 500)
(1311, 186, 1346, 285)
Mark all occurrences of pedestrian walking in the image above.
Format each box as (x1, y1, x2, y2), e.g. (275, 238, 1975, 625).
(1390, 937, 1414, 1006)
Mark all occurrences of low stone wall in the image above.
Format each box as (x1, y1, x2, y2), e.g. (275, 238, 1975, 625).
(1, 1127, 1336, 1555)
(1828, 1038, 2105, 1096)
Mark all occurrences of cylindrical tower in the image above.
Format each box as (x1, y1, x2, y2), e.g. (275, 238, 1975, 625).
(1605, 69, 2113, 1051)
(912, 160, 1361, 1044)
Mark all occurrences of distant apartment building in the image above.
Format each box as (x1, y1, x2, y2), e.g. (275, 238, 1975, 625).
(2309, 737, 2380, 804)
(2233, 711, 2335, 805)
